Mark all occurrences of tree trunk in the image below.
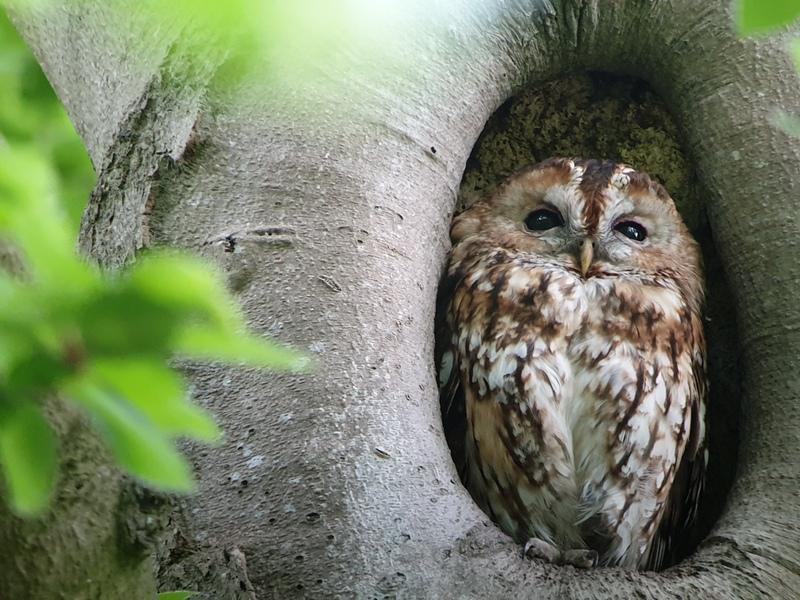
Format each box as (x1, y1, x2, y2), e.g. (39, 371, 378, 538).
(6, 0, 800, 597)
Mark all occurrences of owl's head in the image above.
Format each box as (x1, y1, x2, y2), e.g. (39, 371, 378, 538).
(452, 157, 701, 295)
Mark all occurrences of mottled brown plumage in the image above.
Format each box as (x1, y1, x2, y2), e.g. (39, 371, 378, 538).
(437, 158, 707, 570)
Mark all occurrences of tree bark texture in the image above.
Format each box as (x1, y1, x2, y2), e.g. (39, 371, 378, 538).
(6, 1, 800, 598)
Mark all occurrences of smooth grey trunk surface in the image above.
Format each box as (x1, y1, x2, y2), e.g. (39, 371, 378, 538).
(5, 1, 800, 598)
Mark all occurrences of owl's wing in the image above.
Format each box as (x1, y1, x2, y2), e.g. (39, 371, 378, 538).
(646, 347, 708, 570)
(435, 265, 468, 479)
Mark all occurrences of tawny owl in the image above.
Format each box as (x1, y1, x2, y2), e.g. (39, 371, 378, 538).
(437, 158, 707, 570)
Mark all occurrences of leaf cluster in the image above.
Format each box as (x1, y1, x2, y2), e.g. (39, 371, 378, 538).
(0, 146, 306, 515)
(0, 10, 94, 234)
(0, 10, 306, 516)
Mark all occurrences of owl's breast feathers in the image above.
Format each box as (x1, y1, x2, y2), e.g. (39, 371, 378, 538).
(438, 238, 706, 570)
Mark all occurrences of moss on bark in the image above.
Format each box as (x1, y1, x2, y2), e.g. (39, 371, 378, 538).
(460, 73, 700, 229)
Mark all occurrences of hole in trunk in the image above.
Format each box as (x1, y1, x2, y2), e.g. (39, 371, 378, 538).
(436, 72, 740, 570)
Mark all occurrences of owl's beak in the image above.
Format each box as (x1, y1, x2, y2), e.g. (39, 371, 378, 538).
(580, 238, 594, 277)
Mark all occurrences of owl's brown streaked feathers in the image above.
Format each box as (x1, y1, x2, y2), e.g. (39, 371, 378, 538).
(437, 158, 707, 570)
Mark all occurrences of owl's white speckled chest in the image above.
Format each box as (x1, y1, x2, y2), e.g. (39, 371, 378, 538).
(454, 256, 693, 567)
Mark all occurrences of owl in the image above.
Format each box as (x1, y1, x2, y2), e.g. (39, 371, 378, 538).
(436, 158, 707, 570)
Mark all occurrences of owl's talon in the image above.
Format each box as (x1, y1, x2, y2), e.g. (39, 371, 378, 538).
(562, 549, 598, 568)
(523, 538, 562, 563)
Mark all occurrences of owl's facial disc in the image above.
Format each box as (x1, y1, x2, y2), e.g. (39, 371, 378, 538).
(455, 159, 697, 284)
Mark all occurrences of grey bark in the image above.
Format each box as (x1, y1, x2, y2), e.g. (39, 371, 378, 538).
(5, 0, 800, 598)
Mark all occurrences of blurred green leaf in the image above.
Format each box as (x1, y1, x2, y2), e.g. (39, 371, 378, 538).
(157, 592, 197, 600)
(0, 146, 95, 290)
(736, 0, 800, 35)
(89, 358, 220, 442)
(0, 1, 308, 517)
(770, 110, 800, 136)
(175, 325, 309, 371)
(129, 252, 239, 330)
(77, 289, 179, 357)
(66, 380, 194, 492)
(0, 10, 95, 235)
(5, 350, 71, 396)
(791, 38, 800, 70)
(0, 402, 57, 515)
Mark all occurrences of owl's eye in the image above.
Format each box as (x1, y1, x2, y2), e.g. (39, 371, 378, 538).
(614, 220, 647, 242)
(524, 208, 564, 231)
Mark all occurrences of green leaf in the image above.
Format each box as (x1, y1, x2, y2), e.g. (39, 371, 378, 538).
(129, 252, 241, 330)
(175, 325, 310, 371)
(770, 110, 800, 137)
(157, 592, 197, 600)
(0, 147, 94, 290)
(5, 350, 72, 397)
(790, 38, 800, 70)
(78, 289, 180, 357)
(88, 358, 220, 442)
(0, 10, 95, 236)
(0, 288, 41, 375)
(0, 403, 57, 515)
(736, 0, 800, 35)
(66, 379, 194, 492)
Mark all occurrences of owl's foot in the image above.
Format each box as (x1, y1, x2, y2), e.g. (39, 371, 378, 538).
(523, 539, 598, 569)
(523, 538, 561, 563)
(561, 549, 598, 569)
